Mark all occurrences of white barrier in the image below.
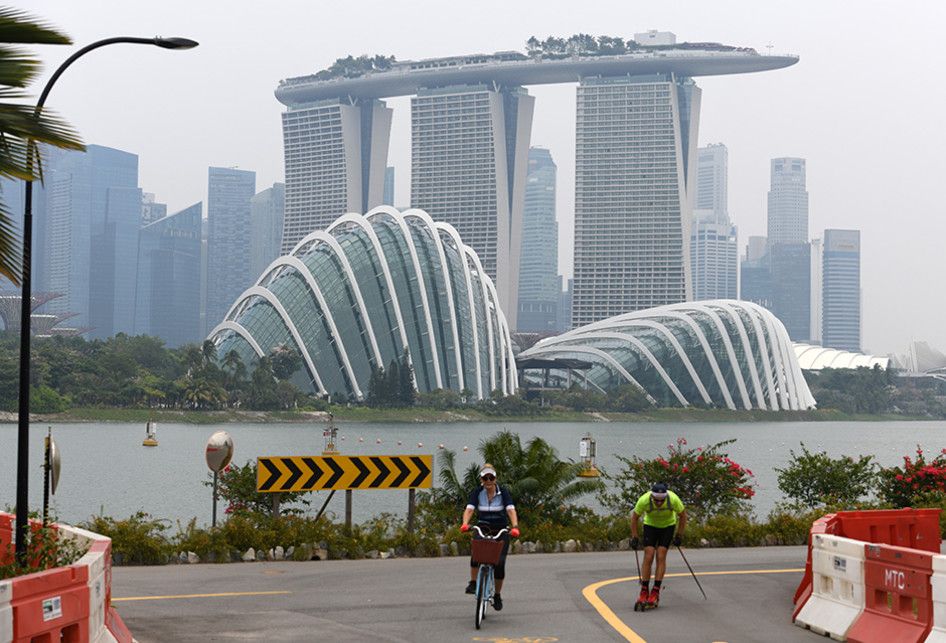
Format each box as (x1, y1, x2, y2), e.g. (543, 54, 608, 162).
(59, 524, 119, 643)
(794, 534, 866, 640)
(0, 578, 11, 643)
(924, 555, 946, 642)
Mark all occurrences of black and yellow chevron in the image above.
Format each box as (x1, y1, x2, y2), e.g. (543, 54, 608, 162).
(256, 455, 433, 492)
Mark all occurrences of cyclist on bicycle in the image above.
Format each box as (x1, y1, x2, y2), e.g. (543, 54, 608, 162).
(630, 482, 687, 608)
(460, 463, 520, 611)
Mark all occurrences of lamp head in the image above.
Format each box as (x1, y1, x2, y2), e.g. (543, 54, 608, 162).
(153, 37, 199, 50)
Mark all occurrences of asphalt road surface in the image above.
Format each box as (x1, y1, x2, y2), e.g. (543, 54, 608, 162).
(113, 546, 818, 642)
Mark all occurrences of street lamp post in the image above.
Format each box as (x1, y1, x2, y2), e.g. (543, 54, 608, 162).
(15, 35, 198, 562)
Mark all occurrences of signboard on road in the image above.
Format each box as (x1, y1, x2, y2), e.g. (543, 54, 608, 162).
(257, 455, 433, 493)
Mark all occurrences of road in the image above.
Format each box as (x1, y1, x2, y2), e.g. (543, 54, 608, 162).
(113, 546, 816, 642)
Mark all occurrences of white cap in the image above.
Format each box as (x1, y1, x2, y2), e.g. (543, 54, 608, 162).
(479, 465, 497, 478)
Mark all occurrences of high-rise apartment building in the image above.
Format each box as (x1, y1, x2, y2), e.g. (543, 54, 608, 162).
(691, 143, 736, 301)
(411, 84, 534, 329)
(572, 74, 700, 327)
(516, 147, 558, 331)
(44, 145, 141, 337)
(281, 98, 391, 253)
(135, 203, 202, 347)
(206, 167, 256, 331)
(767, 158, 808, 245)
(250, 182, 285, 279)
(822, 229, 860, 351)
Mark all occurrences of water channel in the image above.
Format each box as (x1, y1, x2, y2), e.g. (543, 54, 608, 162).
(1, 419, 943, 527)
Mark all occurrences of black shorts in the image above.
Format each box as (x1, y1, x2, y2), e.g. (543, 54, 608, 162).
(642, 524, 675, 549)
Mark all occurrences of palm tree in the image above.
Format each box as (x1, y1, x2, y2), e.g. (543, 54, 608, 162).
(434, 430, 604, 526)
(0, 9, 83, 284)
(200, 339, 217, 367)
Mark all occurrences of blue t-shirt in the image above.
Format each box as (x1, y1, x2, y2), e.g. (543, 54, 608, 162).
(466, 485, 515, 528)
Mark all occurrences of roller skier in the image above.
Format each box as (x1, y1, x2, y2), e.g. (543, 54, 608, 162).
(630, 482, 687, 610)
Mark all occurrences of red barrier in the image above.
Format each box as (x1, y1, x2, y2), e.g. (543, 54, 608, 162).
(836, 509, 941, 553)
(793, 513, 839, 618)
(847, 543, 935, 643)
(10, 565, 91, 643)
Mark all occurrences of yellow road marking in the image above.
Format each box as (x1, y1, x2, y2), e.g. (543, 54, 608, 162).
(113, 590, 291, 602)
(582, 568, 804, 642)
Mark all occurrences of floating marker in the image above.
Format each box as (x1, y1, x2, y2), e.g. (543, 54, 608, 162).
(463, 446, 469, 452)
(358, 437, 364, 443)
(417, 442, 423, 448)
(376, 438, 382, 444)
(438, 443, 445, 449)
(397, 440, 403, 446)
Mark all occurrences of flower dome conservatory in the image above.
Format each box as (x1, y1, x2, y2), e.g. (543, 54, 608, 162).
(208, 207, 516, 400)
(518, 300, 816, 410)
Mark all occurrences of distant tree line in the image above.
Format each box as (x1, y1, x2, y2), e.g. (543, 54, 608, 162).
(524, 34, 755, 59)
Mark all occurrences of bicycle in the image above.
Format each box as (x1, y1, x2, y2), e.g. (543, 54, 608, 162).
(468, 524, 509, 630)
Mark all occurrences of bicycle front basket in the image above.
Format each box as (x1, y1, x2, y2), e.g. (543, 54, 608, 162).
(471, 538, 504, 566)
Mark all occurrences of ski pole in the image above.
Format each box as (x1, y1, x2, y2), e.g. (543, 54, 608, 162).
(633, 545, 642, 581)
(676, 545, 706, 600)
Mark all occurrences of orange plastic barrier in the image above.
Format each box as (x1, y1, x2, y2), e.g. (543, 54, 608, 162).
(10, 565, 90, 643)
(847, 543, 935, 643)
(793, 513, 839, 618)
(836, 509, 941, 553)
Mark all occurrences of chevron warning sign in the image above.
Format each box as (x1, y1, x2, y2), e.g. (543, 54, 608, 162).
(256, 455, 433, 493)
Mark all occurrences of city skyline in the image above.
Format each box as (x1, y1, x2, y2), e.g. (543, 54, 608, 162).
(22, 1, 946, 354)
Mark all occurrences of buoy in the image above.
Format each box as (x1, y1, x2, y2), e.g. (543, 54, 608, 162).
(417, 442, 423, 448)
(438, 443, 445, 449)
(341, 436, 346, 441)
(397, 440, 403, 446)
(358, 437, 364, 443)
(376, 438, 382, 444)
(463, 446, 469, 452)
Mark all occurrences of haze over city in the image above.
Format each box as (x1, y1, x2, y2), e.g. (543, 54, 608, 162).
(25, 0, 946, 355)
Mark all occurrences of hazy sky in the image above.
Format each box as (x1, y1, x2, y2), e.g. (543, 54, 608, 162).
(27, 0, 946, 356)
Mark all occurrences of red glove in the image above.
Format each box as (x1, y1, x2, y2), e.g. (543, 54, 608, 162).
(510, 528, 520, 538)
(460, 524, 469, 533)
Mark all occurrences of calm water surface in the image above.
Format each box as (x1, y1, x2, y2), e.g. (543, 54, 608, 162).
(1, 420, 944, 527)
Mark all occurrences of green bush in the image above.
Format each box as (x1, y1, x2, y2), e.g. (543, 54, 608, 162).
(83, 511, 172, 565)
(0, 522, 88, 579)
(600, 438, 755, 522)
(210, 461, 311, 516)
(775, 443, 876, 508)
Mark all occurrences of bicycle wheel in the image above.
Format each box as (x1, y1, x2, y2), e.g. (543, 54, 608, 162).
(475, 565, 490, 629)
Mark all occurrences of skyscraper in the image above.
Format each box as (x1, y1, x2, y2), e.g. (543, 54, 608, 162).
(770, 242, 811, 341)
(740, 236, 771, 307)
(281, 98, 391, 253)
(411, 84, 534, 329)
(572, 73, 700, 327)
(822, 229, 861, 351)
(767, 158, 808, 245)
(135, 203, 202, 347)
(206, 167, 256, 331)
(141, 192, 167, 226)
(383, 166, 395, 206)
(44, 145, 141, 337)
(695, 143, 728, 218)
(691, 143, 736, 301)
(517, 147, 558, 332)
(250, 182, 285, 279)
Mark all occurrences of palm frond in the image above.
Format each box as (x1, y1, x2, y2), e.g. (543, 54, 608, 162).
(0, 9, 71, 46)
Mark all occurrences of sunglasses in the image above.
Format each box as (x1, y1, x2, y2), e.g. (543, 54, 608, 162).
(481, 474, 495, 481)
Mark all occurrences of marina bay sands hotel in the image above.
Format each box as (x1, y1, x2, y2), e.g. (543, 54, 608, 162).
(275, 32, 797, 329)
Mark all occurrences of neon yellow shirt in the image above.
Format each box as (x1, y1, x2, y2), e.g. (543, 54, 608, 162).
(633, 490, 685, 528)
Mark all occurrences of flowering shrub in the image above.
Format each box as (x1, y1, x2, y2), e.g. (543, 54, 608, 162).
(877, 446, 946, 508)
(600, 438, 755, 522)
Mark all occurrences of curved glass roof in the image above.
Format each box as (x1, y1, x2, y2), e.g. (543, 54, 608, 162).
(208, 207, 516, 401)
(792, 343, 890, 371)
(519, 300, 816, 410)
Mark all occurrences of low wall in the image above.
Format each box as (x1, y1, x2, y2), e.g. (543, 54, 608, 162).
(0, 512, 134, 643)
